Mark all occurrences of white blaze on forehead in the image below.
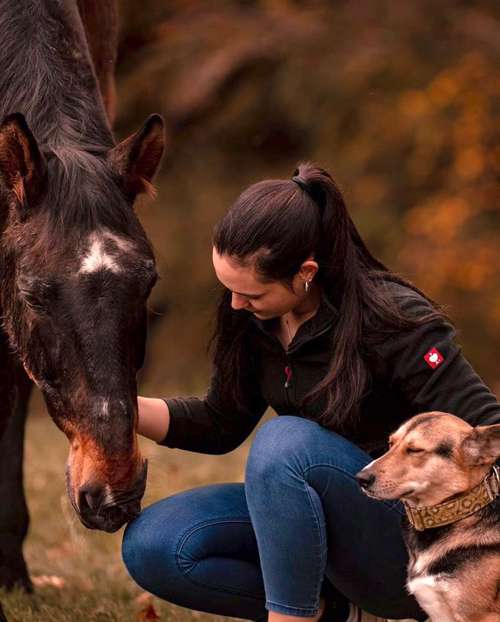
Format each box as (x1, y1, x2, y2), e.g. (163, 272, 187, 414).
(80, 238, 120, 274)
(79, 231, 134, 274)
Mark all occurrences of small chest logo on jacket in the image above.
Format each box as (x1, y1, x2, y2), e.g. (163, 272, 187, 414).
(424, 347, 444, 369)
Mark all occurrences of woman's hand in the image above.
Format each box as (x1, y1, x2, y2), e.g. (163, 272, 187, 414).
(137, 396, 170, 442)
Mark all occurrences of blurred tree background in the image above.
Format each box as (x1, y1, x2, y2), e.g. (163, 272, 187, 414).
(115, 0, 500, 397)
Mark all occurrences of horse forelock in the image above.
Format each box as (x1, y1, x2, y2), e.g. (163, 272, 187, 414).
(1, 149, 152, 264)
(43, 149, 136, 235)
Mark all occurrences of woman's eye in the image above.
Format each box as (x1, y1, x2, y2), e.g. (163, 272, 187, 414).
(406, 447, 424, 454)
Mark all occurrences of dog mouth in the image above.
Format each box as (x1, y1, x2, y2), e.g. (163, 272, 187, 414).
(361, 484, 415, 501)
(399, 488, 416, 499)
(360, 487, 381, 499)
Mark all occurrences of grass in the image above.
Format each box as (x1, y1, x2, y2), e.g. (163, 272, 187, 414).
(2, 406, 252, 622)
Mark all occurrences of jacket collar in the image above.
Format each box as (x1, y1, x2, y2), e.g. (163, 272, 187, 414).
(250, 292, 339, 352)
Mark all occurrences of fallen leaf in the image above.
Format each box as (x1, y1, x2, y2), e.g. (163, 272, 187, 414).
(32, 574, 66, 589)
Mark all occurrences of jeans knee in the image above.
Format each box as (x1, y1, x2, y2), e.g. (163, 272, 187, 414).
(246, 416, 313, 482)
(246, 415, 370, 488)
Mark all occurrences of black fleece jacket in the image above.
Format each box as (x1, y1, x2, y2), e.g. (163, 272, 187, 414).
(159, 282, 500, 456)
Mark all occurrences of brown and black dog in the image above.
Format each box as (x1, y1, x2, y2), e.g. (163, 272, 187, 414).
(356, 411, 500, 622)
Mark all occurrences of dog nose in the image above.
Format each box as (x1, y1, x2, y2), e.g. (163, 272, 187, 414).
(356, 471, 376, 490)
(78, 482, 105, 513)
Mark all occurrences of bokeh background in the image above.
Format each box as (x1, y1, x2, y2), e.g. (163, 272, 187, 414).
(5, 1, 500, 621)
(116, 0, 500, 393)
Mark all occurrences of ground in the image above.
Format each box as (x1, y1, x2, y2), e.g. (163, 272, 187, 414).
(2, 409, 248, 622)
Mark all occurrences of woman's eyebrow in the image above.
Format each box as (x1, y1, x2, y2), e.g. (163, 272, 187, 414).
(232, 290, 263, 298)
(215, 272, 264, 298)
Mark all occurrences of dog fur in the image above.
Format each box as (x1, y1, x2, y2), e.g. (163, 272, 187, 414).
(356, 411, 500, 622)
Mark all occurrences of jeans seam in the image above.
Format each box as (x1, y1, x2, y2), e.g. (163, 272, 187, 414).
(303, 462, 405, 516)
(175, 517, 264, 601)
(303, 479, 327, 608)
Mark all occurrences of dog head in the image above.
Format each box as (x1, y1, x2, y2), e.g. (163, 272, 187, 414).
(356, 411, 500, 507)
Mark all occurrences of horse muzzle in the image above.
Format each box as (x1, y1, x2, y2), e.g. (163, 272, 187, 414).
(69, 460, 148, 532)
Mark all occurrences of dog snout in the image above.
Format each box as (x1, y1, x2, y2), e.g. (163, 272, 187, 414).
(356, 470, 376, 490)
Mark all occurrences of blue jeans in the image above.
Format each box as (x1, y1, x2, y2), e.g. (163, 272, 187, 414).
(122, 416, 426, 621)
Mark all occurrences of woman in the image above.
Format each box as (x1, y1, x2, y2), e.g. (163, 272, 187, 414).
(122, 163, 500, 622)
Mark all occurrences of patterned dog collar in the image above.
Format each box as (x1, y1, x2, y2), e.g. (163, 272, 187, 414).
(403, 465, 500, 531)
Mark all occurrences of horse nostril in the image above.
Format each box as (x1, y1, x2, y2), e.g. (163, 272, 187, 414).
(78, 482, 105, 513)
(356, 471, 376, 489)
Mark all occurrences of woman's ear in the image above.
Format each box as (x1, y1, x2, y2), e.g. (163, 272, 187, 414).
(298, 258, 319, 284)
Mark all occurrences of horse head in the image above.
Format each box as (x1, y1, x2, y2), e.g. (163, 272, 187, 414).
(0, 112, 165, 532)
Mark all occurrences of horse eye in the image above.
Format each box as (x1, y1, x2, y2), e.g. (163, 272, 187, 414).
(21, 290, 45, 311)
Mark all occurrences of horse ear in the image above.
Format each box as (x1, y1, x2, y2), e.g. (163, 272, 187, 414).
(0, 113, 47, 210)
(461, 424, 500, 466)
(109, 114, 165, 199)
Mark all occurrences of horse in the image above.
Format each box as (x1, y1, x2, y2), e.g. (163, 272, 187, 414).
(0, 0, 165, 611)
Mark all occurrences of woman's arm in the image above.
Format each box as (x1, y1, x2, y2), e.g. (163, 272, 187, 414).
(137, 396, 170, 442)
(137, 356, 268, 454)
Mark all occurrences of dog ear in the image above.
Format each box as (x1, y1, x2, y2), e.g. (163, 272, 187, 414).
(461, 424, 500, 466)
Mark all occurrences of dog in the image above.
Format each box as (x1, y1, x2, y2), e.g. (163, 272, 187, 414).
(355, 411, 500, 622)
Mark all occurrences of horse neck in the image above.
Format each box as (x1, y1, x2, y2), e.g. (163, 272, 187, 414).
(0, 0, 114, 151)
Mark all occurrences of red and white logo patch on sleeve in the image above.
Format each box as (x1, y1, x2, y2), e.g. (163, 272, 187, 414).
(424, 347, 444, 369)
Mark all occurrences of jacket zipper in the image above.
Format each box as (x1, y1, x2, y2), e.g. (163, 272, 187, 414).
(284, 353, 293, 410)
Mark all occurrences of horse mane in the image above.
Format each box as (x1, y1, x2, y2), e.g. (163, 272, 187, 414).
(0, 0, 113, 151)
(0, 1, 148, 247)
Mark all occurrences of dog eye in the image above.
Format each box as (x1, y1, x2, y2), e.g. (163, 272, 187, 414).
(406, 446, 424, 454)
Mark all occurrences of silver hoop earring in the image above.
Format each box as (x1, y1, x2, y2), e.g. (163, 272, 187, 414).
(304, 280, 310, 293)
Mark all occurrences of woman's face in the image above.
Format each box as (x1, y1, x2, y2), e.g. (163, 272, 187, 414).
(212, 248, 311, 320)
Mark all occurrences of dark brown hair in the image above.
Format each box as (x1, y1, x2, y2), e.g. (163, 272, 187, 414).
(212, 162, 449, 432)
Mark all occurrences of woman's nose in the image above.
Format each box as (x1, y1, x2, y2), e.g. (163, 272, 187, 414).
(231, 293, 248, 310)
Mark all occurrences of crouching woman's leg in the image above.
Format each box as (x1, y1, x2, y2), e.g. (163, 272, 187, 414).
(122, 483, 268, 621)
(245, 415, 427, 621)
